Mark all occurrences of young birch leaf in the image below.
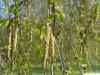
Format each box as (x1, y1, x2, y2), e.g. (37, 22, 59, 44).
(0, 19, 9, 27)
(34, 45, 42, 59)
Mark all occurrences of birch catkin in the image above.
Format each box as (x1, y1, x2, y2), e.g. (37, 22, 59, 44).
(13, 27, 18, 52)
(8, 25, 12, 59)
(51, 33, 55, 62)
(44, 22, 50, 70)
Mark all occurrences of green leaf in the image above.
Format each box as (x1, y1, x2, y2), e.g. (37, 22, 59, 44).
(34, 45, 42, 59)
(96, 33, 100, 38)
(33, 28, 41, 39)
(0, 19, 9, 27)
(79, 57, 85, 61)
(10, 4, 17, 14)
(59, 12, 65, 22)
(36, 23, 44, 30)
(40, 26, 48, 39)
(56, 7, 65, 22)
(54, 0, 59, 2)
(49, 13, 55, 20)
(48, 0, 52, 4)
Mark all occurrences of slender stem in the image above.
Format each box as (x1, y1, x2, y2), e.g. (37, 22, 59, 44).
(55, 39, 64, 75)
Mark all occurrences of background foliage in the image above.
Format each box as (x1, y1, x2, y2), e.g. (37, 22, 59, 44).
(0, 0, 100, 75)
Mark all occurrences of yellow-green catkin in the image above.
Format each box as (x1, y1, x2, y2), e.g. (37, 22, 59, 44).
(8, 25, 12, 59)
(51, 33, 55, 62)
(13, 27, 18, 52)
(44, 22, 51, 70)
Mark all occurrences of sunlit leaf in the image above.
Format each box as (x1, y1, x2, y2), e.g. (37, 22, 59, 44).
(40, 26, 48, 39)
(34, 45, 42, 59)
(56, 7, 65, 23)
(0, 19, 9, 27)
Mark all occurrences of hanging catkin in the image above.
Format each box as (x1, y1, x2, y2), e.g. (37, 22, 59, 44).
(7, 25, 12, 59)
(44, 22, 51, 71)
(51, 33, 55, 62)
(13, 27, 18, 52)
